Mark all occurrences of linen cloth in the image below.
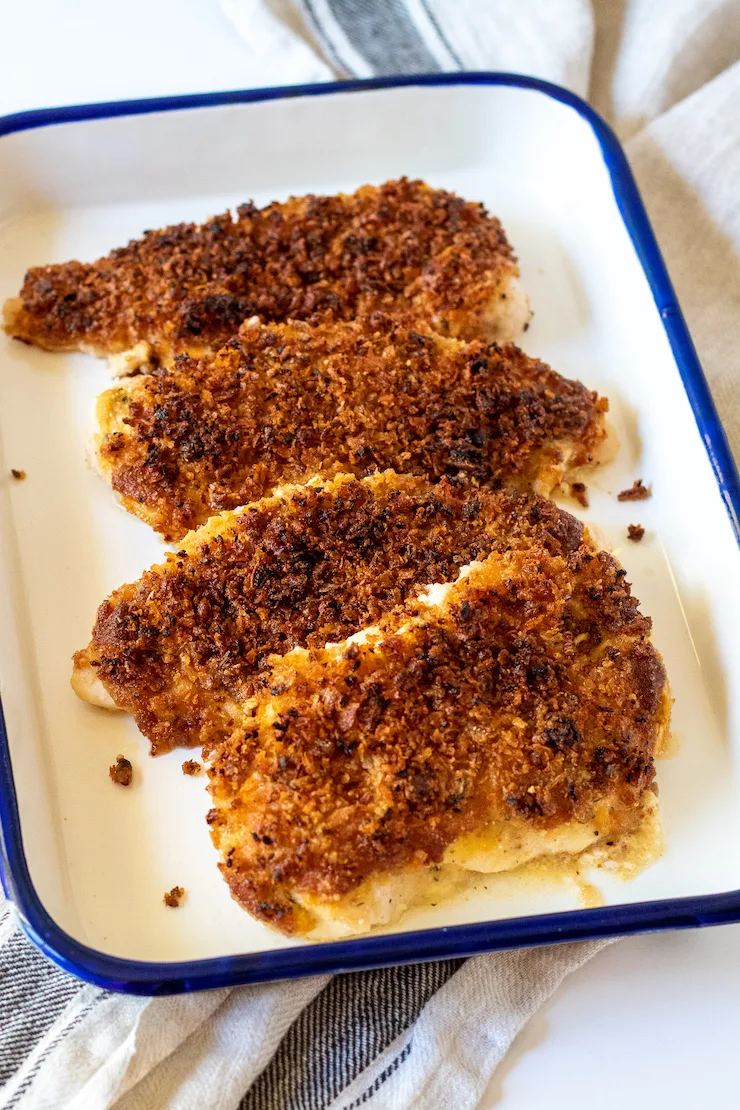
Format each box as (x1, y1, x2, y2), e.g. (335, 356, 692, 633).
(1, 1, 738, 1107)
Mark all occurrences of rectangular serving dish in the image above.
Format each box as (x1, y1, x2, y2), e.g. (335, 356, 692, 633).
(1, 73, 740, 995)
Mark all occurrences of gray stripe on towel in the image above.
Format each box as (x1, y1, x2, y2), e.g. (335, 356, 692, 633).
(241, 959, 465, 1110)
(3, 993, 108, 1110)
(0, 929, 83, 1090)
(324, 0, 441, 75)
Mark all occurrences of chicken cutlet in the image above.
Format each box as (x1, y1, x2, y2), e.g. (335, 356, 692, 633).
(93, 315, 610, 541)
(208, 541, 670, 937)
(72, 471, 587, 755)
(3, 179, 529, 369)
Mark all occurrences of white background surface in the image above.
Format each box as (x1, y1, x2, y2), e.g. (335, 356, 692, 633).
(3, 0, 740, 1105)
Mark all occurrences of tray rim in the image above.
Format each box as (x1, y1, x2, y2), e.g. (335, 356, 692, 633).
(1, 70, 739, 995)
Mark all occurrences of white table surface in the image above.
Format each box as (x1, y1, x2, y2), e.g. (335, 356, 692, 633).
(4, 1, 739, 1105)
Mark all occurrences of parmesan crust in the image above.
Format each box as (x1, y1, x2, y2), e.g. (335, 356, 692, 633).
(92, 315, 608, 541)
(3, 178, 528, 360)
(72, 472, 588, 754)
(208, 544, 669, 936)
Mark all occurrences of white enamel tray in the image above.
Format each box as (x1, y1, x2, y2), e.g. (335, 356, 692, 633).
(1, 74, 739, 994)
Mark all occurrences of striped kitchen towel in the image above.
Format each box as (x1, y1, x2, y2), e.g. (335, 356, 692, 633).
(0, 886, 608, 1108)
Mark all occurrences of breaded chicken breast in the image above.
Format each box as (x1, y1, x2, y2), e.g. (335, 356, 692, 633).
(93, 315, 609, 540)
(72, 471, 587, 754)
(3, 179, 529, 369)
(208, 542, 669, 937)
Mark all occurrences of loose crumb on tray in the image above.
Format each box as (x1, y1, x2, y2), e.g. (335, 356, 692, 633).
(618, 479, 651, 502)
(10, 469, 26, 481)
(163, 886, 185, 908)
(182, 760, 201, 776)
(627, 524, 645, 542)
(571, 482, 589, 508)
(109, 755, 132, 786)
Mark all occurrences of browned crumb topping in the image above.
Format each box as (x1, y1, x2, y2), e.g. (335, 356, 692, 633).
(96, 315, 607, 540)
(182, 760, 201, 776)
(4, 179, 519, 358)
(627, 524, 645, 542)
(10, 469, 26, 481)
(74, 472, 586, 755)
(208, 542, 668, 935)
(109, 754, 132, 786)
(163, 886, 184, 907)
(571, 481, 589, 508)
(618, 479, 651, 502)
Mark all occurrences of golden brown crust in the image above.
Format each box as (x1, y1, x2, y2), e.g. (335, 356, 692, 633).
(3, 179, 523, 358)
(94, 315, 607, 540)
(208, 543, 667, 935)
(73, 472, 587, 755)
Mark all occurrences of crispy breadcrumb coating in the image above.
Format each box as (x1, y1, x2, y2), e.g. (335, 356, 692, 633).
(208, 542, 668, 936)
(94, 315, 608, 540)
(3, 179, 528, 362)
(72, 472, 586, 755)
